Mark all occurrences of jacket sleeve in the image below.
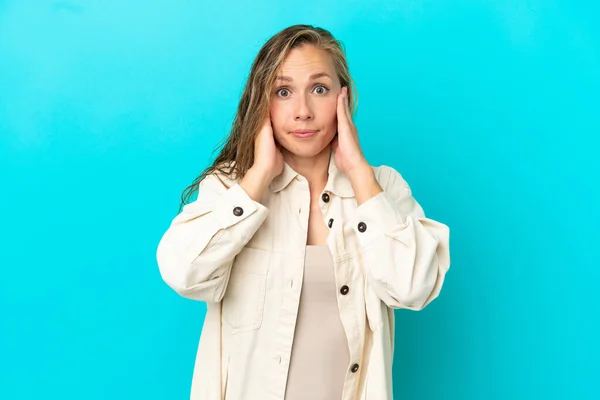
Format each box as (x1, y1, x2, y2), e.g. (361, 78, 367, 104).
(156, 174, 269, 303)
(351, 166, 451, 310)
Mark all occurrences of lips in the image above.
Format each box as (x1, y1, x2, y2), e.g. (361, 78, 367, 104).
(291, 130, 318, 138)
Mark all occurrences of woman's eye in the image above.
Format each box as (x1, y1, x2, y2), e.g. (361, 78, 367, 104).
(276, 88, 290, 97)
(314, 85, 328, 95)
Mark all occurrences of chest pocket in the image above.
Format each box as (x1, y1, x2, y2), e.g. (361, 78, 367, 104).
(222, 247, 271, 334)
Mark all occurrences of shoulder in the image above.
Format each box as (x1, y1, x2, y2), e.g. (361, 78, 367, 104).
(372, 164, 410, 192)
(371, 164, 424, 217)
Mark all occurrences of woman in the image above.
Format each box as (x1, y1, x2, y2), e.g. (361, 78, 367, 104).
(157, 24, 451, 400)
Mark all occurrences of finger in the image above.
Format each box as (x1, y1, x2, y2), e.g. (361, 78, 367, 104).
(264, 113, 274, 133)
(343, 87, 358, 138)
(344, 87, 352, 123)
(337, 88, 349, 128)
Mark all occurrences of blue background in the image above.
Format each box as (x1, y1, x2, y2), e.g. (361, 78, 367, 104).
(1, 1, 598, 399)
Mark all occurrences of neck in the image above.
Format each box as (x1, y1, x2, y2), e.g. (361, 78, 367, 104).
(283, 145, 331, 192)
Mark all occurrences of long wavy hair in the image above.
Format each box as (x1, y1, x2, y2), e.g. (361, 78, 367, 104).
(179, 24, 357, 211)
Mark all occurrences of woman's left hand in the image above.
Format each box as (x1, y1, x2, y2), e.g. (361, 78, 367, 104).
(332, 86, 369, 176)
(332, 86, 383, 204)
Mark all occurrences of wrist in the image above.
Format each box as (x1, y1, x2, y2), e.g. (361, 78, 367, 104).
(347, 162, 383, 205)
(346, 161, 373, 182)
(240, 167, 272, 202)
(248, 165, 276, 184)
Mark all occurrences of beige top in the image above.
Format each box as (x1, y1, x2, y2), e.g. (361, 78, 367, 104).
(284, 245, 351, 400)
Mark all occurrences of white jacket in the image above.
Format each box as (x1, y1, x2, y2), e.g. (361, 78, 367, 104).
(157, 152, 451, 400)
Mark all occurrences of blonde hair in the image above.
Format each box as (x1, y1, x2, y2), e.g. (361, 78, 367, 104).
(179, 24, 357, 210)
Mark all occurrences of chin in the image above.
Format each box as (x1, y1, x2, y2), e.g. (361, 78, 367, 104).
(287, 148, 323, 158)
(281, 140, 332, 159)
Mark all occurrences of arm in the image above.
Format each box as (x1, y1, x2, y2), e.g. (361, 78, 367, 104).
(349, 165, 451, 310)
(156, 171, 269, 303)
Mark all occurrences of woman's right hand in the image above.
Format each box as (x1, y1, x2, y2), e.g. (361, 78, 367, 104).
(240, 115, 284, 201)
(253, 114, 284, 180)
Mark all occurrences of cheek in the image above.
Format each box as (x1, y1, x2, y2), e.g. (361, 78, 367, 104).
(321, 99, 338, 127)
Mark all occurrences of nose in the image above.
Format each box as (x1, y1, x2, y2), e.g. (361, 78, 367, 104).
(294, 95, 313, 121)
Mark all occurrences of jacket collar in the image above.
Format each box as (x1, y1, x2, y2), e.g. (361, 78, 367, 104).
(269, 149, 355, 198)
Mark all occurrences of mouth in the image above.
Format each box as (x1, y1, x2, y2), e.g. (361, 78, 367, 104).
(291, 130, 319, 138)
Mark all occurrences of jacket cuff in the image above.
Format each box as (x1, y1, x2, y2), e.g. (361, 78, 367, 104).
(212, 183, 267, 230)
(351, 191, 409, 248)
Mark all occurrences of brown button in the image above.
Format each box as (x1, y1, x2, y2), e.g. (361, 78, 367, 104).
(351, 363, 359, 373)
(233, 206, 244, 217)
(321, 192, 330, 203)
(340, 285, 349, 295)
(357, 222, 367, 232)
(328, 218, 334, 228)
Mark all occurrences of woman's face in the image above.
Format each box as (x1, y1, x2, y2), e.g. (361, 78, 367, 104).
(269, 44, 341, 159)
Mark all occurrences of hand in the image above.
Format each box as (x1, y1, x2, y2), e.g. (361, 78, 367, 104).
(332, 87, 369, 176)
(332, 87, 382, 204)
(252, 113, 284, 182)
(241, 114, 284, 202)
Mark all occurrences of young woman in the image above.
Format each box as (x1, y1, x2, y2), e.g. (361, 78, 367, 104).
(157, 24, 451, 400)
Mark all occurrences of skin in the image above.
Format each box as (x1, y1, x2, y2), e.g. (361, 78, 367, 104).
(240, 44, 383, 245)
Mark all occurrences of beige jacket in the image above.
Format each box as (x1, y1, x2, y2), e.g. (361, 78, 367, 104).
(156, 152, 451, 400)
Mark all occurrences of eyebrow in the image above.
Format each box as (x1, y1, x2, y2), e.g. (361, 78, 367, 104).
(276, 72, 332, 82)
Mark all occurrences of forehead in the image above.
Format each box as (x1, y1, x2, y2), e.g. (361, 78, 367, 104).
(278, 45, 336, 78)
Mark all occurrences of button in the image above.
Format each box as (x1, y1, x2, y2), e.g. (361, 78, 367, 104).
(321, 192, 330, 203)
(351, 363, 359, 373)
(328, 218, 334, 228)
(340, 285, 349, 295)
(357, 222, 367, 232)
(233, 206, 244, 216)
